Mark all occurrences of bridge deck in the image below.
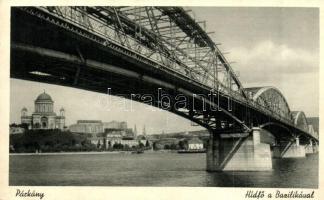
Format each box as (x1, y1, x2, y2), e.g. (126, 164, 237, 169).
(10, 6, 318, 142)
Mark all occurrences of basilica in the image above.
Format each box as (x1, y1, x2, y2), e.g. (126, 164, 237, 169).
(21, 91, 65, 130)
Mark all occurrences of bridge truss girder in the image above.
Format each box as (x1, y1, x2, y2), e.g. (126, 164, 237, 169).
(37, 6, 247, 99)
(11, 6, 318, 142)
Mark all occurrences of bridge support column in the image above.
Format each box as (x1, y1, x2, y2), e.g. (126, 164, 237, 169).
(305, 140, 314, 154)
(313, 142, 319, 153)
(306, 140, 318, 154)
(273, 137, 305, 158)
(206, 128, 272, 171)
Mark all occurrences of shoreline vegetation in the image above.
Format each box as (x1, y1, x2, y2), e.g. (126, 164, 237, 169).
(9, 150, 176, 156)
(10, 129, 151, 153)
(10, 129, 208, 154)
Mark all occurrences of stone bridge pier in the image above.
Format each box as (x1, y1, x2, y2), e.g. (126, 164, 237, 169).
(305, 140, 319, 154)
(272, 137, 306, 158)
(206, 128, 273, 171)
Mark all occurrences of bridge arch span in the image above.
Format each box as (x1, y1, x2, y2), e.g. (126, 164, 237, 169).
(258, 122, 296, 142)
(260, 122, 291, 133)
(291, 111, 309, 132)
(245, 86, 291, 121)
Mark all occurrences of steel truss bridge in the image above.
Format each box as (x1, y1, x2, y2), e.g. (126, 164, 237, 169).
(11, 6, 318, 145)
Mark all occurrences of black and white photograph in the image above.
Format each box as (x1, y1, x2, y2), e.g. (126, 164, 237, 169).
(1, 2, 322, 199)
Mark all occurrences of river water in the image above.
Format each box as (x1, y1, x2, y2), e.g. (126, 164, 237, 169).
(9, 152, 318, 187)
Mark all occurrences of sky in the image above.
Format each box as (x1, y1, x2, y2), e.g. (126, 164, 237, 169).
(10, 7, 319, 134)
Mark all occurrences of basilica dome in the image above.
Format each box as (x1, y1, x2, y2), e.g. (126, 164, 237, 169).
(35, 92, 53, 102)
(21, 91, 66, 130)
(34, 91, 54, 113)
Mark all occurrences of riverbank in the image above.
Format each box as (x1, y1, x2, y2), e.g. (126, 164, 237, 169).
(10, 151, 133, 156)
(9, 149, 177, 156)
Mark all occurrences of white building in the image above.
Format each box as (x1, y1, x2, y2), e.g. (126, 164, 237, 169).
(188, 138, 204, 150)
(106, 135, 147, 149)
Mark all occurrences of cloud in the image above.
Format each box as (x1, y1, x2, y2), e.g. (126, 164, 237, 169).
(228, 40, 319, 84)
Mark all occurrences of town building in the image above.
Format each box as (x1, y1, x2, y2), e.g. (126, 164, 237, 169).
(137, 135, 149, 146)
(105, 128, 138, 148)
(69, 120, 129, 136)
(153, 137, 179, 150)
(69, 120, 144, 148)
(105, 136, 147, 149)
(21, 91, 65, 130)
(105, 128, 149, 149)
(105, 131, 123, 148)
(120, 139, 140, 148)
(90, 136, 105, 148)
(102, 121, 127, 130)
(188, 138, 204, 150)
(69, 120, 103, 135)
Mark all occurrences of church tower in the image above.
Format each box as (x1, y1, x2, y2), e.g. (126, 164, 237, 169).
(143, 125, 146, 136)
(21, 107, 27, 117)
(60, 107, 65, 116)
(21, 107, 32, 129)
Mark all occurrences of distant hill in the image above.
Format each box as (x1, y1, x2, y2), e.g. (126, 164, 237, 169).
(307, 117, 319, 133)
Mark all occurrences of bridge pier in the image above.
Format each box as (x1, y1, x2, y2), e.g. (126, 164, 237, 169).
(206, 128, 272, 171)
(305, 140, 319, 154)
(305, 140, 314, 154)
(273, 138, 305, 158)
(313, 142, 319, 153)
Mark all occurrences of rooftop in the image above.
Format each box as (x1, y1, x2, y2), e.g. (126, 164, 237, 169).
(77, 120, 102, 124)
(188, 138, 203, 144)
(35, 91, 53, 102)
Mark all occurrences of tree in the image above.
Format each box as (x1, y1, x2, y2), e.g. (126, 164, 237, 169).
(10, 123, 18, 127)
(139, 142, 144, 148)
(20, 123, 29, 129)
(113, 143, 124, 149)
(113, 143, 119, 149)
(178, 140, 185, 149)
(96, 140, 101, 149)
(145, 140, 150, 147)
(170, 143, 177, 150)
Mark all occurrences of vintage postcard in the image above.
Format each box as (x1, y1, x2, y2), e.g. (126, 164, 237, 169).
(0, 1, 323, 200)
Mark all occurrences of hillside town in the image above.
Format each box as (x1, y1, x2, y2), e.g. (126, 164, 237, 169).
(9, 91, 320, 154)
(10, 91, 208, 153)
